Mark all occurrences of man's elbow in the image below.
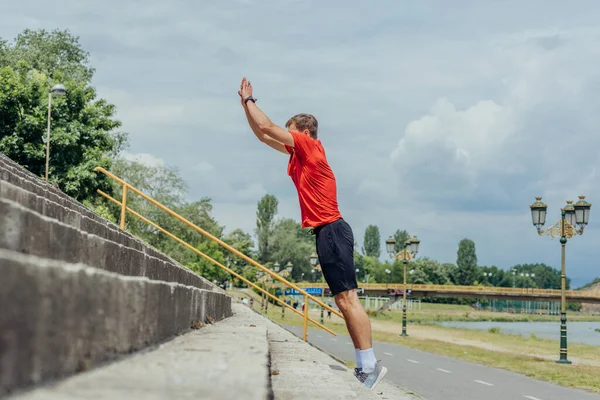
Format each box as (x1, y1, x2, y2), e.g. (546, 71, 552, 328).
(257, 120, 274, 133)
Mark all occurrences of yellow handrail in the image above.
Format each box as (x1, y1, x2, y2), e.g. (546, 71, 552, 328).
(94, 167, 343, 341)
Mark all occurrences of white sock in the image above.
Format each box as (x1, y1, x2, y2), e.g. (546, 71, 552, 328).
(358, 348, 377, 373)
(355, 349, 362, 369)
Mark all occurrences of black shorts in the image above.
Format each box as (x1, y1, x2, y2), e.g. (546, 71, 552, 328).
(314, 218, 358, 296)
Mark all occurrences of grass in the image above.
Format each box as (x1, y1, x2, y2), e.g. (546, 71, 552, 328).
(246, 297, 600, 393)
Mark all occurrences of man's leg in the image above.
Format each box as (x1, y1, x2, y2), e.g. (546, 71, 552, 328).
(335, 289, 377, 374)
(316, 219, 386, 388)
(334, 289, 371, 350)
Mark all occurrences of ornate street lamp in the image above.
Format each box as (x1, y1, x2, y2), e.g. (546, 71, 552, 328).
(386, 234, 421, 337)
(45, 84, 66, 181)
(310, 252, 318, 267)
(530, 196, 592, 364)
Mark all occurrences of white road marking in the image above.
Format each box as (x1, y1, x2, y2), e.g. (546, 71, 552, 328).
(384, 352, 393, 356)
(331, 338, 337, 341)
(524, 396, 542, 400)
(317, 335, 323, 338)
(474, 380, 494, 386)
(436, 368, 452, 374)
(346, 342, 352, 345)
(406, 359, 420, 364)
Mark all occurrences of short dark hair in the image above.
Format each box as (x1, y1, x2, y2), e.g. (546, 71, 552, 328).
(285, 113, 318, 139)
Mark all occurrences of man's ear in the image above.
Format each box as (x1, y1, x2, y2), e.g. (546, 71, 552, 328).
(303, 129, 311, 136)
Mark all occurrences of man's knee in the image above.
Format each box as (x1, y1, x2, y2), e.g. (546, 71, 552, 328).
(334, 289, 359, 313)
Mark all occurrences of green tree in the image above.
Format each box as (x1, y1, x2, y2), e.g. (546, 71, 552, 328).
(268, 217, 313, 281)
(393, 229, 410, 254)
(107, 157, 225, 271)
(456, 238, 478, 286)
(4, 29, 94, 82)
(410, 258, 455, 285)
(256, 194, 278, 263)
(223, 229, 255, 287)
(188, 241, 227, 283)
(0, 29, 126, 201)
(363, 224, 381, 258)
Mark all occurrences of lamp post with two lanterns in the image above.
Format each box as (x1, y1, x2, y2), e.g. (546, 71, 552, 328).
(385, 235, 421, 337)
(530, 196, 591, 364)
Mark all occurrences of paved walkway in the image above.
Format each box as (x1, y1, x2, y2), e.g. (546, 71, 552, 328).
(282, 324, 600, 400)
(7, 303, 416, 400)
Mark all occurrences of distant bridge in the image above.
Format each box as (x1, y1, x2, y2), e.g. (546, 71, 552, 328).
(294, 283, 600, 304)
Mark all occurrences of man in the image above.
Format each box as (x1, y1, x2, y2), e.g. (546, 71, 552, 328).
(238, 77, 387, 390)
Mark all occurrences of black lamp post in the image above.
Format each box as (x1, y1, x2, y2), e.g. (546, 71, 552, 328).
(530, 196, 591, 364)
(386, 235, 421, 336)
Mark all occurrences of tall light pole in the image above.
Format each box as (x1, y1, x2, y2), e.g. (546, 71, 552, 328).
(530, 196, 591, 364)
(45, 84, 66, 181)
(386, 235, 421, 337)
(310, 252, 325, 324)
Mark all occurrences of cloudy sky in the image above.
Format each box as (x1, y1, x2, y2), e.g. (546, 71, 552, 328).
(3, 0, 599, 286)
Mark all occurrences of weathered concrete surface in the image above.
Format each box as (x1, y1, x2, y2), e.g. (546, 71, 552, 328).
(9, 303, 270, 400)
(0, 250, 232, 397)
(0, 155, 182, 268)
(267, 320, 418, 400)
(0, 197, 213, 290)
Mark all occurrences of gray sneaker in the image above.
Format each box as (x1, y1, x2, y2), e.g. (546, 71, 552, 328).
(355, 361, 387, 390)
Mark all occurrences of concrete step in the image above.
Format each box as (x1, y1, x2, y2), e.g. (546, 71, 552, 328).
(0, 249, 232, 397)
(0, 155, 179, 269)
(0, 161, 213, 291)
(0, 197, 213, 290)
(9, 303, 270, 400)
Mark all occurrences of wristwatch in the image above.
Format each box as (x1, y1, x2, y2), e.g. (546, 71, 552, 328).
(244, 96, 257, 105)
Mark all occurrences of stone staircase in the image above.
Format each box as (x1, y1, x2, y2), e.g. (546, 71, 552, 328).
(0, 154, 416, 399)
(0, 154, 231, 396)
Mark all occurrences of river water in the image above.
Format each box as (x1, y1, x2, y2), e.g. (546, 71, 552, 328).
(439, 321, 600, 346)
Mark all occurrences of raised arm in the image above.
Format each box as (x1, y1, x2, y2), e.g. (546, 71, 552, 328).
(239, 78, 294, 147)
(241, 100, 288, 154)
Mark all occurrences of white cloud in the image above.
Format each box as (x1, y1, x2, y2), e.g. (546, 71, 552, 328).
(122, 152, 165, 168)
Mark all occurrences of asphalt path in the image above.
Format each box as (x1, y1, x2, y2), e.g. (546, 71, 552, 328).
(281, 324, 600, 400)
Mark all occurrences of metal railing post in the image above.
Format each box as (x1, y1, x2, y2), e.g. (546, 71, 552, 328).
(120, 184, 127, 230)
(303, 294, 309, 342)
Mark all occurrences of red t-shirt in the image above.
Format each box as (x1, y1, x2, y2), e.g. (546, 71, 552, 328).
(285, 131, 342, 228)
